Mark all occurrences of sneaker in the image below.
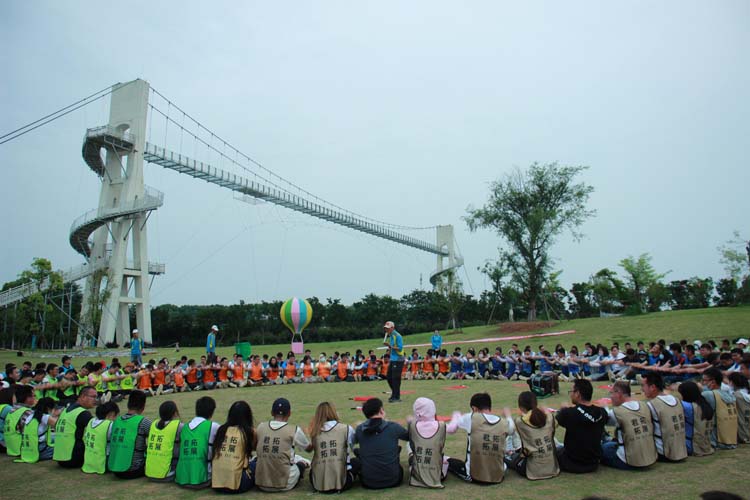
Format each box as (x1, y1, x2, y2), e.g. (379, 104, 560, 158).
(388, 398, 402, 403)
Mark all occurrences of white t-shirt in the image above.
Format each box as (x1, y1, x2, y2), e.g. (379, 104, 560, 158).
(188, 416, 221, 463)
(23, 413, 51, 444)
(258, 421, 311, 492)
(457, 413, 515, 476)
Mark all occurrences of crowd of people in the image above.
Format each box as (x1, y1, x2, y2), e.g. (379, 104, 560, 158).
(0, 332, 749, 493)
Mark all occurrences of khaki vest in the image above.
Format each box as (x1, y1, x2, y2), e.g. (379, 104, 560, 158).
(255, 421, 296, 489)
(690, 403, 715, 457)
(468, 413, 508, 483)
(310, 422, 349, 492)
(408, 421, 446, 488)
(211, 426, 248, 491)
(514, 415, 560, 479)
(613, 402, 658, 467)
(733, 392, 750, 444)
(648, 396, 687, 461)
(714, 390, 738, 446)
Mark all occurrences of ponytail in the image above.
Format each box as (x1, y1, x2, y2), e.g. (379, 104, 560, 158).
(518, 391, 547, 427)
(157, 400, 178, 430)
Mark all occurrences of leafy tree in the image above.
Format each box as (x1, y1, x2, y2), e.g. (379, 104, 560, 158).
(590, 268, 627, 314)
(619, 253, 669, 314)
(645, 282, 671, 312)
(669, 277, 714, 310)
(436, 270, 464, 331)
(715, 278, 738, 307)
(465, 162, 595, 320)
(717, 230, 750, 281)
(569, 282, 597, 318)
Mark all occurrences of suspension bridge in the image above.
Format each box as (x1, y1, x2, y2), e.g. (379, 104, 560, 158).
(0, 79, 464, 347)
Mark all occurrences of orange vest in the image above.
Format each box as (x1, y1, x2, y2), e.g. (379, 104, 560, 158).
(402, 362, 408, 374)
(410, 359, 421, 373)
(366, 361, 378, 377)
(233, 364, 244, 380)
(285, 363, 298, 378)
(249, 364, 263, 381)
(153, 370, 166, 386)
(303, 363, 314, 378)
(186, 367, 198, 384)
(438, 359, 450, 373)
(337, 362, 349, 379)
(138, 371, 152, 389)
(267, 366, 280, 380)
(423, 358, 434, 373)
(173, 370, 185, 387)
(318, 363, 331, 378)
(203, 367, 216, 383)
(218, 367, 229, 382)
(380, 360, 389, 376)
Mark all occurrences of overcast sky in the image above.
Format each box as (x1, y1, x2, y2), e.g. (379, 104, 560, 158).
(1, 1, 748, 309)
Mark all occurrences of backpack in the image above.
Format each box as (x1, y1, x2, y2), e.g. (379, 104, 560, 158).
(528, 374, 559, 398)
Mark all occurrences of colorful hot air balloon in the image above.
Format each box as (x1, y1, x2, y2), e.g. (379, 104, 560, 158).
(280, 297, 313, 354)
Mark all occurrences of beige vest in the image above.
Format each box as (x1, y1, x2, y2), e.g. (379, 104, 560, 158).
(733, 391, 750, 444)
(255, 421, 295, 489)
(649, 396, 688, 461)
(714, 390, 738, 446)
(514, 415, 559, 480)
(690, 403, 715, 457)
(310, 423, 349, 492)
(613, 402, 658, 467)
(211, 427, 248, 491)
(468, 413, 508, 483)
(408, 421, 446, 488)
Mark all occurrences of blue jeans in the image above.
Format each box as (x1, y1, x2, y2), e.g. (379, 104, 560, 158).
(601, 441, 633, 470)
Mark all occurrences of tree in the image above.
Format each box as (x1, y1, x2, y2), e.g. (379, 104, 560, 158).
(590, 268, 627, 314)
(465, 162, 594, 320)
(715, 278, 738, 307)
(619, 253, 669, 314)
(717, 230, 750, 281)
(569, 282, 597, 318)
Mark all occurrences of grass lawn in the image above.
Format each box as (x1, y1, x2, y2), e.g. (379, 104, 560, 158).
(1, 307, 749, 499)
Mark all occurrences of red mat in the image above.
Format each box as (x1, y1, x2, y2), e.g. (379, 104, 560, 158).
(597, 385, 613, 390)
(350, 396, 376, 401)
(401, 390, 416, 395)
(512, 383, 528, 388)
(445, 385, 468, 390)
(436, 415, 453, 422)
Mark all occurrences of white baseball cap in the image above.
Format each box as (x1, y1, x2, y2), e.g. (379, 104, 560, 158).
(132, 329, 139, 334)
(383, 321, 395, 329)
(737, 338, 749, 346)
(211, 325, 219, 332)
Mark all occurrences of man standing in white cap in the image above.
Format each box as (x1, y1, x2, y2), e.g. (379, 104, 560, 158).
(382, 321, 405, 403)
(206, 325, 218, 363)
(130, 329, 143, 367)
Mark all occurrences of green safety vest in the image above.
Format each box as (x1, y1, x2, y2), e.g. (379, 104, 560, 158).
(120, 374, 135, 391)
(76, 374, 89, 395)
(15, 417, 42, 463)
(175, 419, 212, 485)
(92, 373, 105, 393)
(4, 407, 28, 457)
(62, 381, 76, 398)
(43, 376, 59, 401)
(108, 414, 144, 472)
(53, 405, 87, 461)
(145, 419, 180, 479)
(31, 382, 44, 401)
(105, 372, 121, 391)
(82, 419, 112, 474)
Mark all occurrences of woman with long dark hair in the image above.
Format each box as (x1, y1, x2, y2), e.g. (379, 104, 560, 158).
(679, 381, 715, 456)
(211, 401, 256, 493)
(506, 391, 559, 480)
(145, 401, 182, 481)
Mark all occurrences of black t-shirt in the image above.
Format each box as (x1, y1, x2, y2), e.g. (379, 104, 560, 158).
(555, 404, 607, 465)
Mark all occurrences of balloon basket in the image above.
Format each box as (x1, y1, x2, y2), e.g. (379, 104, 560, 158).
(291, 341, 304, 354)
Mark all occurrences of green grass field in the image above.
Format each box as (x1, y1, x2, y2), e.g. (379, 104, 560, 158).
(2, 307, 749, 500)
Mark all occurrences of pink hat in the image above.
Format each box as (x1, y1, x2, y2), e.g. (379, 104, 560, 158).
(413, 397, 436, 423)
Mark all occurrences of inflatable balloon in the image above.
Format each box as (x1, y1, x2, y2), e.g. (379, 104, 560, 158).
(280, 297, 313, 354)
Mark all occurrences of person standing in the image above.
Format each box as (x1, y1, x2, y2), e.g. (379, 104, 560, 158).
(130, 329, 144, 367)
(206, 325, 218, 363)
(431, 330, 443, 352)
(383, 321, 405, 403)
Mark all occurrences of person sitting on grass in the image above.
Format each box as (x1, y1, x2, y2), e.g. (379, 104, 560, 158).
(701, 367, 738, 450)
(146, 400, 183, 482)
(81, 401, 120, 475)
(506, 391, 560, 480)
(354, 397, 409, 489)
(601, 381, 657, 470)
(309, 401, 360, 493)
(0, 385, 19, 453)
(248, 356, 267, 386)
(555, 379, 607, 474)
(642, 372, 688, 462)
(448, 392, 514, 484)
(3, 384, 34, 457)
(726, 372, 750, 444)
(175, 396, 220, 489)
(255, 398, 313, 492)
(53, 386, 96, 469)
(678, 381, 715, 456)
(265, 356, 282, 385)
(211, 401, 257, 494)
(407, 397, 455, 488)
(108, 390, 152, 479)
(16, 396, 58, 463)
